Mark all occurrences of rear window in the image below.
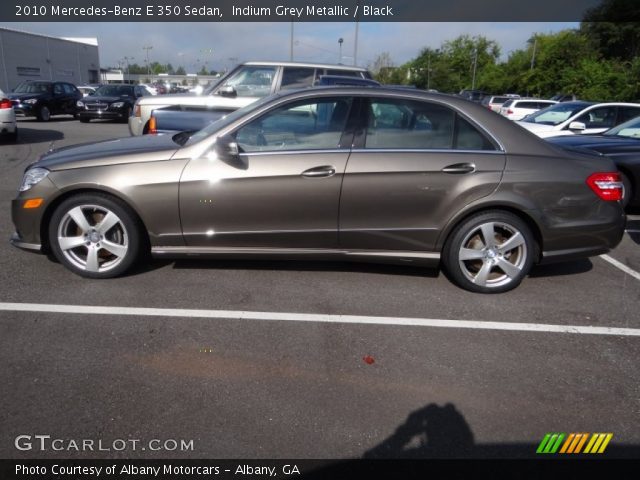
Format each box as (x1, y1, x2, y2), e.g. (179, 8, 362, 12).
(502, 100, 514, 108)
(491, 96, 509, 104)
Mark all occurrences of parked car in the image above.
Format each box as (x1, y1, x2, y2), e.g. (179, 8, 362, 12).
(481, 94, 520, 113)
(77, 85, 97, 97)
(499, 98, 557, 121)
(547, 115, 640, 209)
(459, 89, 488, 103)
(129, 61, 373, 136)
(11, 87, 625, 292)
(8, 80, 82, 121)
(1, 88, 18, 142)
(77, 84, 148, 123)
(139, 84, 158, 96)
(517, 101, 640, 138)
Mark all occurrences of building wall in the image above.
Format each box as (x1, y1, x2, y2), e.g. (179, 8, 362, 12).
(0, 28, 100, 91)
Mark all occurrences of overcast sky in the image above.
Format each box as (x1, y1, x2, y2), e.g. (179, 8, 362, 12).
(1, 22, 578, 71)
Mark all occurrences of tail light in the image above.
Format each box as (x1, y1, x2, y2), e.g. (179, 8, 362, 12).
(148, 114, 157, 135)
(587, 172, 623, 201)
(507, 109, 513, 115)
(0, 98, 12, 109)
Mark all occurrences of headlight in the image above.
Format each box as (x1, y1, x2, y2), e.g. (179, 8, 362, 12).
(23, 98, 38, 104)
(111, 102, 125, 108)
(76, 100, 84, 107)
(19, 167, 49, 192)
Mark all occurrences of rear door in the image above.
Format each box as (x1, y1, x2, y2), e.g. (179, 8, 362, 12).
(339, 96, 506, 252)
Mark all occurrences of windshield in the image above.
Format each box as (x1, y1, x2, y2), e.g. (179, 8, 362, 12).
(94, 85, 134, 97)
(605, 115, 640, 138)
(184, 94, 278, 146)
(13, 82, 52, 94)
(522, 102, 591, 125)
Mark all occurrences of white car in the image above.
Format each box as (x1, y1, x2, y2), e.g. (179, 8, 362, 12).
(0, 88, 17, 142)
(499, 98, 557, 121)
(517, 101, 640, 138)
(129, 61, 372, 136)
(139, 84, 158, 96)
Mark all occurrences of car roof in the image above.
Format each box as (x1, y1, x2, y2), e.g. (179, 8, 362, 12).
(244, 61, 369, 72)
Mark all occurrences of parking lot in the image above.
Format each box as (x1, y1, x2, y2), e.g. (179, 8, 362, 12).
(1, 117, 639, 459)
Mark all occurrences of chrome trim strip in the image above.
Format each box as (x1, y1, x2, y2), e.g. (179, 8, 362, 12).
(152, 246, 440, 260)
(241, 149, 348, 157)
(181, 227, 438, 236)
(10, 233, 41, 252)
(350, 148, 505, 155)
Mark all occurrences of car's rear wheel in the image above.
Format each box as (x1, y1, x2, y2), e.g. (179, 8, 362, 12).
(49, 194, 142, 278)
(443, 211, 536, 293)
(37, 105, 51, 122)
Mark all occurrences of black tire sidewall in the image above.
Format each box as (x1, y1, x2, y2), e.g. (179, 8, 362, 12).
(48, 193, 141, 279)
(443, 211, 536, 293)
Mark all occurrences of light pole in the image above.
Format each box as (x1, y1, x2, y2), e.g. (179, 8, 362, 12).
(123, 56, 133, 83)
(338, 38, 344, 64)
(142, 45, 153, 78)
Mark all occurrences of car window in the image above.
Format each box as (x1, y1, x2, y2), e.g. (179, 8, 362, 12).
(62, 83, 75, 94)
(502, 100, 514, 108)
(523, 103, 590, 125)
(326, 69, 360, 77)
(575, 106, 617, 129)
(280, 67, 316, 90)
(53, 84, 64, 95)
(217, 66, 277, 98)
(364, 98, 454, 149)
(234, 97, 352, 152)
(455, 116, 496, 150)
(619, 107, 640, 124)
(517, 102, 539, 109)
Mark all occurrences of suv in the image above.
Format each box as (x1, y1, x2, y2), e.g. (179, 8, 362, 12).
(8, 80, 82, 121)
(499, 98, 557, 121)
(129, 61, 372, 136)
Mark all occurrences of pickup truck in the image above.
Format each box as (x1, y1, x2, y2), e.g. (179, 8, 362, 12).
(145, 75, 381, 136)
(129, 61, 373, 136)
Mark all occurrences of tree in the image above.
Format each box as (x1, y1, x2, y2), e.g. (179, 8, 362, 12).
(581, 0, 640, 61)
(175, 66, 186, 75)
(198, 65, 208, 76)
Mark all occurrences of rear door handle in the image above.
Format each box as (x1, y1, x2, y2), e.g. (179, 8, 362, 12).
(442, 163, 476, 174)
(302, 166, 336, 178)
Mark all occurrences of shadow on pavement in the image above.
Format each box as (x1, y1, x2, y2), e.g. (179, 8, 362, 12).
(528, 258, 593, 278)
(13, 127, 64, 144)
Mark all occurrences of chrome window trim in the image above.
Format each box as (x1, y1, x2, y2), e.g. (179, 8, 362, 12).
(350, 148, 505, 155)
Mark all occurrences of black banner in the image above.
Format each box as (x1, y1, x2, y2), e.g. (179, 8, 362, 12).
(1, 0, 633, 22)
(2, 459, 640, 479)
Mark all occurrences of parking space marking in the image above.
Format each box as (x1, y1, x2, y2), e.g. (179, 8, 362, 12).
(600, 254, 640, 282)
(1, 302, 639, 337)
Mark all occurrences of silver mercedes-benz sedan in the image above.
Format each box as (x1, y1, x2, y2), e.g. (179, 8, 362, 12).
(11, 87, 625, 293)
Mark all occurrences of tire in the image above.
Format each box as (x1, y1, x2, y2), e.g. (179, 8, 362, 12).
(38, 105, 51, 122)
(620, 171, 633, 209)
(79, 117, 90, 123)
(442, 211, 536, 293)
(48, 193, 143, 279)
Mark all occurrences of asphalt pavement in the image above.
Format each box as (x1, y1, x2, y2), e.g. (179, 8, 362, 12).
(1, 116, 639, 460)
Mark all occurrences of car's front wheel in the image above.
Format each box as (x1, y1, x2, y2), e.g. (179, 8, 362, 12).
(37, 105, 51, 122)
(443, 211, 536, 293)
(49, 193, 142, 278)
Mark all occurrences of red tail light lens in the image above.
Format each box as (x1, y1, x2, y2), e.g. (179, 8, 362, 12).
(0, 98, 12, 109)
(507, 109, 513, 115)
(587, 172, 623, 201)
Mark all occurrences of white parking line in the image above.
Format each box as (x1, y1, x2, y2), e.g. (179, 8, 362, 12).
(600, 254, 640, 282)
(626, 229, 640, 233)
(0, 302, 638, 337)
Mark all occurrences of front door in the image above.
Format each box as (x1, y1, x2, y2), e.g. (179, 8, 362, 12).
(179, 95, 355, 248)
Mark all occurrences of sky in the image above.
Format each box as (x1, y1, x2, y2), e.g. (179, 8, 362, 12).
(0, 22, 578, 72)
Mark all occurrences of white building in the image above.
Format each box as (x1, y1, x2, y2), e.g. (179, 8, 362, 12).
(0, 27, 100, 91)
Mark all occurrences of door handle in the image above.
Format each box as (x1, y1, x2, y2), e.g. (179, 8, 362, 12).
(442, 163, 476, 174)
(302, 166, 336, 178)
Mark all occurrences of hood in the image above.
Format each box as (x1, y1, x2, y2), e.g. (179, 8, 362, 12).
(548, 134, 640, 154)
(35, 134, 181, 171)
(83, 95, 132, 103)
(8, 93, 44, 102)
(515, 121, 556, 133)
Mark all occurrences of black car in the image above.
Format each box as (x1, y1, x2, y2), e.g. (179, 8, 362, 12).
(77, 84, 148, 123)
(8, 81, 82, 121)
(548, 115, 640, 210)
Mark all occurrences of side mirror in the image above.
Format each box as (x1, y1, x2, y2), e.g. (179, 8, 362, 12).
(213, 134, 246, 169)
(568, 121, 586, 131)
(217, 85, 237, 98)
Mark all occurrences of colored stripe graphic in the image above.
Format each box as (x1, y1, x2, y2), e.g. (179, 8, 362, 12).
(539, 433, 613, 454)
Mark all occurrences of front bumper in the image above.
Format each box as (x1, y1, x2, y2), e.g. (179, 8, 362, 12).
(10, 231, 41, 252)
(12, 103, 37, 117)
(79, 107, 128, 120)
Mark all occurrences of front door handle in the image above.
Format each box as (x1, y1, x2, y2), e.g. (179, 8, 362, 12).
(302, 166, 336, 178)
(442, 163, 476, 174)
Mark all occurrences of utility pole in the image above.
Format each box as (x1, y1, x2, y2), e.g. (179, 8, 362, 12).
(530, 37, 537, 70)
(353, 1, 360, 66)
(338, 38, 344, 64)
(471, 47, 478, 90)
(142, 45, 153, 78)
(289, 22, 294, 61)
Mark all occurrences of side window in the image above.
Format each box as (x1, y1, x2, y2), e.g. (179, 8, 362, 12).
(53, 83, 64, 95)
(364, 98, 454, 149)
(575, 107, 617, 129)
(619, 107, 640, 123)
(455, 116, 496, 150)
(217, 66, 277, 98)
(62, 83, 75, 94)
(234, 97, 352, 153)
(326, 69, 361, 78)
(280, 67, 316, 90)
